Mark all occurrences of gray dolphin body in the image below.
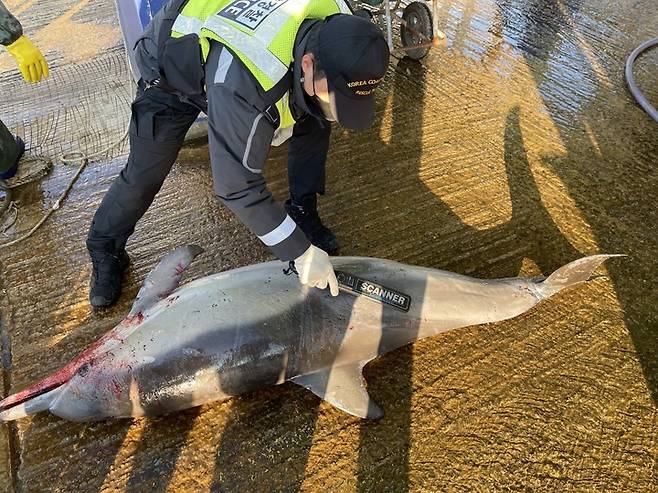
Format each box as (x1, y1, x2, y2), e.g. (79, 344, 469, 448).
(0, 246, 618, 422)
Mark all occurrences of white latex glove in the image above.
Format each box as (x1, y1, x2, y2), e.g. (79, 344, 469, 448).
(294, 244, 339, 296)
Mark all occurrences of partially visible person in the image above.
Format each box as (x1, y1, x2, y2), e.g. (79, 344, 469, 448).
(0, 0, 49, 180)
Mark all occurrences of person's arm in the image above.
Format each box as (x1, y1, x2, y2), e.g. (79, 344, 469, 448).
(1, 1, 48, 83)
(207, 82, 311, 262)
(0, 0, 23, 46)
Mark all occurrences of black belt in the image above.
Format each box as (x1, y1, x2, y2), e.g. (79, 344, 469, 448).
(142, 77, 208, 114)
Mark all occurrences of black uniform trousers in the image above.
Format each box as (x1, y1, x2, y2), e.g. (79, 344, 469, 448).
(0, 118, 19, 172)
(86, 84, 329, 254)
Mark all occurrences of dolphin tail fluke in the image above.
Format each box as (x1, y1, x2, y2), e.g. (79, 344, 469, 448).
(0, 386, 62, 422)
(536, 254, 624, 299)
(128, 245, 204, 317)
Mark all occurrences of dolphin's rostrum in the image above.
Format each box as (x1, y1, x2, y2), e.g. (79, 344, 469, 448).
(0, 246, 621, 422)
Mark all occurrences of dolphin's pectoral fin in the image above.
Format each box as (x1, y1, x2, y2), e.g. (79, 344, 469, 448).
(129, 245, 204, 317)
(291, 364, 383, 419)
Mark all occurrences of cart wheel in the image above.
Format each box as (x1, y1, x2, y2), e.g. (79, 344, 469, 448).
(354, 8, 373, 20)
(400, 2, 433, 60)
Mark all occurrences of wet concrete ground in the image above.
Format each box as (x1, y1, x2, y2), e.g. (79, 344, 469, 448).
(0, 0, 657, 491)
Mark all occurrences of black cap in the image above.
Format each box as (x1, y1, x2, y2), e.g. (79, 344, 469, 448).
(318, 14, 390, 130)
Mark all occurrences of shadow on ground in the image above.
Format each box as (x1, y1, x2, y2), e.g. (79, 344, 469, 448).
(495, 0, 658, 404)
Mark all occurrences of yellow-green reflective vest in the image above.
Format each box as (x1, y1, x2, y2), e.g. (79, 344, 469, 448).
(171, 0, 351, 132)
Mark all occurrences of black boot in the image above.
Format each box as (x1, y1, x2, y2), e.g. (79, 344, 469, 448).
(89, 250, 130, 308)
(285, 195, 339, 255)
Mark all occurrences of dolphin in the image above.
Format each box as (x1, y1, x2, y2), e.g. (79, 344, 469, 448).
(0, 246, 619, 422)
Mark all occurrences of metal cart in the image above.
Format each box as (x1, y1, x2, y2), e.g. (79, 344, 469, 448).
(349, 0, 442, 60)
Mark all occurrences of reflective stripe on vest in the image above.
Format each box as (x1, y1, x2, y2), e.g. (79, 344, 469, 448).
(172, 14, 204, 35)
(203, 15, 289, 84)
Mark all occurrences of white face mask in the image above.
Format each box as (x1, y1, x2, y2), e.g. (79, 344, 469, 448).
(315, 95, 336, 122)
(311, 60, 337, 122)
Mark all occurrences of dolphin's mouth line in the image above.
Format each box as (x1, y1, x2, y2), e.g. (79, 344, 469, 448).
(0, 358, 86, 413)
(0, 381, 65, 413)
(0, 349, 115, 420)
(0, 351, 102, 414)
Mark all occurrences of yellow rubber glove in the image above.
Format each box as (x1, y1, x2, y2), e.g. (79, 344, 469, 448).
(6, 35, 49, 83)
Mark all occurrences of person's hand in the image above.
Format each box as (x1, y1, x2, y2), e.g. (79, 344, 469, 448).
(6, 35, 49, 83)
(294, 244, 339, 296)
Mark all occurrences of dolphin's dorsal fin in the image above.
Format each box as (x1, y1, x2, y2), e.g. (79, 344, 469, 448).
(128, 245, 204, 317)
(291, 363, 383, 419)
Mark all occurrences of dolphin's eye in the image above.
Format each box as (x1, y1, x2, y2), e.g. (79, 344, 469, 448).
(77, 363, 90, 377)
